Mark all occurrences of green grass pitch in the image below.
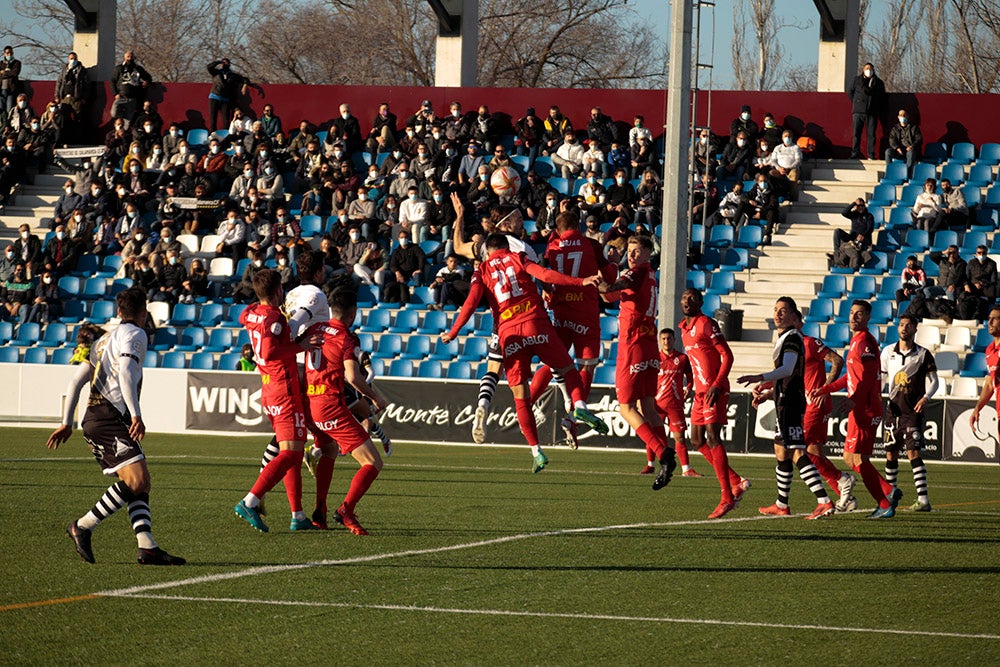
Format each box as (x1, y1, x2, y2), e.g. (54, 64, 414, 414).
(1, 427, 999, 664)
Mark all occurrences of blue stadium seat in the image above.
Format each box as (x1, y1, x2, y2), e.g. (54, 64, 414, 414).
(734, 225, 762, 249)
(685, 270, 706, 290)
(220, 304, 247, 328)
(965, 187, 983, 211)
(960, 352, 988, 377)
(23, 347, 48, 364)
(186, 128, 209, 147)
(896, 182, 924, 208)
(532, 156, 554, 179)
(803, 299, 833, 324)
(375, 333, 402, 358)
(878, 276, 903, 298)
(870, 183, 897, 206)
(0, 321, 11, 344)
(899, 228, 929, 254)
(824, 324, 850, 349)
(150, 327, 177, 351)
(548, 177, 572, 195)
(0, 347, 19, 363)
(218, 352, 242, 371)
(419, 241, 442, 259)
(108, 278, 133, 296)
(400, 335, 431, 360)
(706, 225, 734, 249)
(474, 313, 494, 337)
(417, 310, 448, 335)
(951, 142, 976, 165)
(360, 309, 391, 333)
(174, 326, 207, 352)
(846, 275, 876, 299)
(600, 315, 618, 338)
(12, 322, 40, 346)
(978, 143, 1000, 166)
(356, 332, 374, 352)
(511, 155, 530, 173)
(428, 338, 460, 361)
(388, 359, 414, 377)
(169, 303, 197, 327)
(72, 254, 100, 276)
(800, 322, 820, 339)
(37, 323, 67, 348)
(198, 303, 225, 327)
(593, 365, 617, 385)
(387, 310, 419, 334)
(941, 162, 966, 185)
(160, 351, 187, 369)
(974, 328, 993, 352)
(81, 277, 107, 300)
(931, 230, 959, 251)
(881, 327, 899, 347)
(445, 361, 473, 379)
(968, 164, 994, 187)
(189, 352, 216, 370)
(922, 254, 940, 277)
(962, 231, 988, 253)
(51, 347, 74, 365)
(985, 185, 1000, 208)
(701, 293, 721, 316)
(457, 337, 489, 363)
(690, 224, 704, 245)
(142, 350, 158, 367)
(706, 270, 735, 295)
(869, 300, 893, 324)
(417, 360, 442, 378)
(923, 142, 948, 165)
(910, 163, 937, 184)
(721, 248, 749, 270)
(817, 275, 846, 299)
(300, 215, 323, 237)
(58, 300, 88, 324)
(859, 251, 888, 275)
(886, 207, 912, 230)
(977, 209, 999, 228)
(98, 255, 123, 277)
(203, 328, 233, 353)
(883, 161, 909, 184)
(873, 229, 901, 252)
(57, 276, 81, 299)
(235, 329, 251, 349)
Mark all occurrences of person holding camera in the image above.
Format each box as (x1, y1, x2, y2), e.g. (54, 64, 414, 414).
(832, 198, 874, 270)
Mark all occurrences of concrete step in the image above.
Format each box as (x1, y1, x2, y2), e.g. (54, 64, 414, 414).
(33, 173, 75, 188)
(783, 210, 850, 226)
(9, 193, 59, 208)
(799, 182, 874, 204)
(741, 279, 818, 295)
(755, 253, 829, 272)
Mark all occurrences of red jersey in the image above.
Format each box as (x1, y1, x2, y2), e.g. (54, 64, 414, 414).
(617, 263, 658, 349)
(447, 247, 582, 338)
(656, 350, 692, 408)
(986, 340, 1000, 411)
(822, 330, 882, 416)
(304, 318, 360, 401)
(240, 303, 300, 403)
(544, 229, 603, 315)
(679, 313, 733, 393)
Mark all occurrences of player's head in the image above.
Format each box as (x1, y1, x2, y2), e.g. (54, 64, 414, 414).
(328, 287, 358, 324)
(555, 211, 580, 233)
(773, 297, 800, 330)
(489, 205, 524, 236)
(988, 306, 1000, 338)
(252, 268, 282, 304)
(296, 250, 325, 286)
(625, 235, 652, 269)
(849, 299, 871, 332)
(680, 288, 703, 317)
(897, 314, 918, 342)
(659, 327, 675, 352)
(116, 287, 147, 324)
(484, 233, 510, 254)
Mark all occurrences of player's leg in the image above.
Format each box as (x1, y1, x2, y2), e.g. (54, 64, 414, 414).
(884, 422, 900, 490)
(759, 442, 794, 516)
(529, 364, 554, 403)
(236, 431, 308, 534)
(336, 439, 384, 536)
(509, 373, 549, 473)
(351, 396, 392, 456)
(115, 460, 185, 564)
(843, 415, 897, 517)
(553, 361, 607, 434)
(637, 396, 677, 490)
(907, 438, 931, 511)
(667, 406, 700, 476)
(793, 448, 834, 519)
(472, 335, 504, 444)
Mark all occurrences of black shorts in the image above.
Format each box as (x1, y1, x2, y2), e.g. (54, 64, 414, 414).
(774, 397, 806, 449)
(344, 384, 361, 410)
(81, 402, 145, 476)
(884, 411, 925, 452)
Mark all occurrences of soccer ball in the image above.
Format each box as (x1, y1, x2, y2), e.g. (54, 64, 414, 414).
(490, 166, 521, 197)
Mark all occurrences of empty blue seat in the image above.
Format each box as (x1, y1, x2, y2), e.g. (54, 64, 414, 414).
(685, 270, 706, 290)
(203, 328, 233, 353)
(81, 277, 107, 300)
(58, 301, 88, 324)
(962, 231, 988, 253)
(532, 156, 554, 178)
(878, 276, 903, 298)
(974, 328, 993, 352)
(218, 352, 242, 371)
(417, 360, 442, 378)
(220, 303, 247, 327)
(869, 300, 893, 324)
(360, 309, 391, 333)
(300, 215, 323, 237)
(150, 327, 177, 351)
(73, 254, 100, 276)
(51, 347, 74, 365)
(886, 207, 912, 229)
(968, 164, 994, 187)
(910, 163, 937, 184)
(408, 285, 435, 308)
(721, 248, 749, 270)
(388, 359, 414, 377)
(600, 315, 618, 338)
(593, 365, 617, 385)
(873, 229, 901, 252)
(941, 162, 966, 184)
(978, 209, 999, 228)
(198, 303, 225, 327)
(547, 177, 572, 195)
(817, 275, 846, 299)
(37, 323, 67, 348)
(98, 255, 123, 276)
(417, 310, 448, 335)
(57, 276, 81, 299)
(824, 323, 850, 349)
(12, 322, 40, 346)
(859, 251, 888, 275)
(457, 337, 489, 363)
(870, 183, 897, 205)
(160, 351, 187, 369)
(400, 335, 431, 360)
(931, 230, 959, 251)
(690, 224, 704, 245)
(803, 299, 833, 324)
(169, 303, 197, 326)
(734, 225, 762, 249)
(189, 352, 216, 370)
(429, 338, 460, 361)
(419, 241, 442, 259)
(965, 187, 982, 210)
(900, 228, 929, 253)
(951, 142, 975, 165)
(847, 275, 876, 299)
(356, 332, 374, 351)
(108, 278, 133, 296)
(387, 310, 419, 334)
(706, 270, 735, 295)
(446, 361, 473, 379)
(978, 143, 1000, 166)
(695, 248, 721, 271)
(706, 225, 734, 248)
(143, 350, 159, 367)
(883, 161, 909, 185)
(986, 185, 1000, 208)
(186, 128, 209, 147)
(0, 321, 11, 344)
(375, 333, 402, 358)
(923, 142, 948, 164)
(0, 347, 19, 363)
(701, 293, 721, 316)
(474, 313, 495, 337)
(960, 352, 988, 377)
(23, 347, 48, 364)
(174, 326, 207, 352)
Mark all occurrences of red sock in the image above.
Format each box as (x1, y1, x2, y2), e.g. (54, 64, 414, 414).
(644, 445, 656, 464)
(579, 366, 594, 398)
(854, 461, 890, 508)
(675, 440, 690, 467)
(529, 366, 553, 403)
(250, 449, 302, 500)
(698, 444, 715, 465)
(636, 423, 665, 459)
(810, 453, 841, 493)
(514, 398, 539, 447)
(563, 368, 586, 405)
(709, 445, 734, 503)
(315, 455, 335, 512)
(342, 464, 379, 514)
(283, 460, 303, 513)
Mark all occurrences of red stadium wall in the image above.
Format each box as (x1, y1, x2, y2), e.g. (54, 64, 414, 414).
(23, 80, 1000, 157)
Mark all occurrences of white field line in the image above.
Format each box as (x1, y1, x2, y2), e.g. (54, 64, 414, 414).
(98, 514, 779, 597)
(109, 592, 1000, 641)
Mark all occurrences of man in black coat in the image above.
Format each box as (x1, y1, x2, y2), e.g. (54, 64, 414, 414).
(847, 62, 886, 159)
(110, 51, 152, 128)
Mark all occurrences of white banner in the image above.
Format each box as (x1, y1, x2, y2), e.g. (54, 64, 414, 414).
(169, 197, 226, 210)
(54, 146, 106, 159)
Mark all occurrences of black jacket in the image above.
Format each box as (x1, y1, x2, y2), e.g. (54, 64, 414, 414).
(111, 62, 152, 98)
(840, 203, 874, 247)
(847, 74, 886, 115)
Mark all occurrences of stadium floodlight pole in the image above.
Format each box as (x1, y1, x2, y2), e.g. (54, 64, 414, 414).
(658, 0, 694, 330)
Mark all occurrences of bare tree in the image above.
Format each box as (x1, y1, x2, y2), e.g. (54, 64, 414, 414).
(730, 0, 809, 90)
(0, 1, 74, 78)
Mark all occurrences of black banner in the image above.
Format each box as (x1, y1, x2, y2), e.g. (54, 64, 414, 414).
(186, 371, 271, 433)
(943, 400, 1000, 462)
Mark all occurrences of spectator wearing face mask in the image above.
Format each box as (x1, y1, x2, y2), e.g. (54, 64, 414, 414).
(55, 52, 89, 141)
(256, 161, 284, 211)
(23, 269, 61, 323)
(398, 185, 428, 241)
(0, 46, 22, 118)
(748, 174, 779, 246)
(162, 124, 183, 158)
(329, 103, 363, 156)
(178, 258, 208, 304)
(43, 224, 78, 277)
(132, 117, 159, 155)
(197, 138, 229, 190)
(719, 131, 753, 181)
(2, 261, 35, 322)
(911, 178, 943, 231)
(367, 103, 399, 155)
(0, 244, 16, 282)
(53, 179, 83, 230)
(389, 161, 418, 200)
(148, 248, 186, 303)
(885, 109, 922, 175)
(457, 141, 484, 187)
(605, 169, 638, 221)
(12, 223, 41, 277)
(216, 212, 247, 262)
(517, 170, 554, 221)
(120, 228, 151, 279)
(729, 104, 759, 147)
(6, 92, 34, 135)
(17, 115, 55, 173)
(110, 50, 152, 128)
(383, 230, 425, 304)
(146, 144, 168, 171)
(348, 186, 377, 237)
(767, 130, 804, 200)
(710, 181, 749, 232)
(848, 62, 886, 159)
(933, 178, 968, 232)
(962, 245, 998, 320)
(627, 114, 653, 153)
(553, 130, 585, 179)
(206, 58, 259, 133)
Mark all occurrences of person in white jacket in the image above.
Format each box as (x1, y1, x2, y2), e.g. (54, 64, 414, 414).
(552, 130, 585, 179)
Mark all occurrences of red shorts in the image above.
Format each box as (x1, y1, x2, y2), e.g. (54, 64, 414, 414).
(690, 390, 729, 426)
(310, 397, 370, 455)
(551, 309, 602, 362)
(500, 319, 573, 387)
(263, 392, 307, 443)
(803, 399, 830, 446)
(302, 393, 334, 447)
(844, 411, 881, 456)
(615, 338, 659, 404)
(656, 400, 687, 434)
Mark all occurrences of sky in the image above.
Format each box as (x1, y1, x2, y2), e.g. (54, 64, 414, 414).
(0, 0, 845, 88)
